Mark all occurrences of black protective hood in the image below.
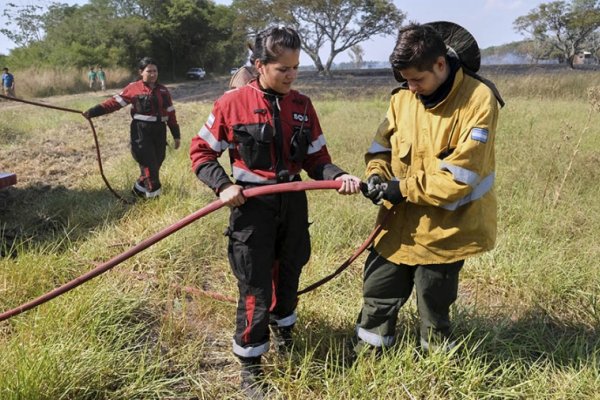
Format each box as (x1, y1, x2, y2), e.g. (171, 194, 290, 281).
(391, 21, 504, 107)
(392, 21, 480, 83)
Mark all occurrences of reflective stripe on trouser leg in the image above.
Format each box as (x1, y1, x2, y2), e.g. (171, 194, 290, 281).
(232, 293, 270, 358)
(227, 189, 310, 356)
(356, 249, 413, 347)
(271, 310, 297, 327)
(414, 260, 464, 344)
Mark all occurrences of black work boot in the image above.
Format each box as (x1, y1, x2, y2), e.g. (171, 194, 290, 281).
(239, 356, 268, 399)
(270, 324, 294, 355)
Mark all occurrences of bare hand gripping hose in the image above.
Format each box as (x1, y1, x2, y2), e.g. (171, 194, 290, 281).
(0, 180, 386, 321)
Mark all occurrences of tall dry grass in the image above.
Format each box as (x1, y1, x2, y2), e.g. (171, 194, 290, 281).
(0, 69, 598, 399)
(8, 66, 134, 98)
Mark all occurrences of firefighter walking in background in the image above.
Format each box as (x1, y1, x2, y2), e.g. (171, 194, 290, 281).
(84, 57, 181, 199)
(190, 26, 361, 397)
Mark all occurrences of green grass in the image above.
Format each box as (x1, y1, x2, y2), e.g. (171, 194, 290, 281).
(0, 73, 599, 399)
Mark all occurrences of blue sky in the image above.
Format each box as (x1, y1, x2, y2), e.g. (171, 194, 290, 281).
(1, 0, 548, 62)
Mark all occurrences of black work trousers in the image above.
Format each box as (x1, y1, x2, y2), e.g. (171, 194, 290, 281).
(226, 187, 311, 358)
(356, 249, 464, 347)
(130, 120, 167, 193)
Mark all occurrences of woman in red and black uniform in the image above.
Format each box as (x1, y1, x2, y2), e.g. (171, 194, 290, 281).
(189, 26, 361, 393)
(84, 57, 181, 198)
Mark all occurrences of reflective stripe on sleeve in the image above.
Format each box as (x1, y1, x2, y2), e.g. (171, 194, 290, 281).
(232, 166, 270, 183)
(440, 161, 480, 187)
(198, 126, 229, 152)
(232, 166, 298, 184)
(441, 172, 495, 211)
(166, 106, 175, 112)
(114, 94, 127, 107)
(307, 134, 326, 154)
(207, 112, 215, 128)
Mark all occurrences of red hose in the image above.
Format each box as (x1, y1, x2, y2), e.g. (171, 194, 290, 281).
(298, 209, 389, 295)
(0, 94, 130, 203)
(0, 180, 344, 321)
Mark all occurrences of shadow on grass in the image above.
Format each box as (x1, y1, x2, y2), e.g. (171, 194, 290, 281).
(291, 305, 598, 372)
(455, 307, 599, 367)
(0, 183, 134, 257)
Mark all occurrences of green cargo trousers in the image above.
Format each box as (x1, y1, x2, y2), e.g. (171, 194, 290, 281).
(356, 249, 464, 348)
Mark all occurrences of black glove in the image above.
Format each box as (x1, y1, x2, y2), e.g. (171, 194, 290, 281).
(361, 174, 385, 205)
(170, 124, 181, 140)
(381, 179, 405, 205)
(83, 104, 105, 119)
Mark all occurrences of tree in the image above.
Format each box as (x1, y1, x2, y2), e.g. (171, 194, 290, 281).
(3, 0, 246, 76)
(41, 0, 152, 68)
(349, 44, 364, 69)
(150, 0, 245, 78)
(514, 0, 600, 67)
(232, 0, 404, 73)
(584, 30, 600, 62)
(1, 3, 45, 48)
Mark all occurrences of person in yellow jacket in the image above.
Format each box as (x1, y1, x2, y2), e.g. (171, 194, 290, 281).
(355, 21, 503, 354)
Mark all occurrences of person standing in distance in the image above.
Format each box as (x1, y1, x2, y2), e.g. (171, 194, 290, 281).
(88, 66, 97, 90)
(190, 26, 361, 397)
(84, 57, 181, 199)
(2, 67, 16, 98)
(97, 66, 106, 91)
(356, 22, 502, 355)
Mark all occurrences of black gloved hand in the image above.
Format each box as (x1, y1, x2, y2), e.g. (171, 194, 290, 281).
(361, 174, 385, 205)
(381, 179, 405, 205)
(170, 124, 181, 140)
(82, 104, 105, 119)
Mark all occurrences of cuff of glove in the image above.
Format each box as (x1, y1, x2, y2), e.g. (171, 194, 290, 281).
(170, 125, 181, 140)
(85, 104, 106, 118)
(383, 179, 405, 205)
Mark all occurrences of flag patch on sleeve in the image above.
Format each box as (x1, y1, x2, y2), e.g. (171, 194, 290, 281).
(471, 127, 488, 143)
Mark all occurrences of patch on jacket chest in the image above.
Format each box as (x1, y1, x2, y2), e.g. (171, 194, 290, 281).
(470, 127, 488, 143)
(293, 112, 308, 122)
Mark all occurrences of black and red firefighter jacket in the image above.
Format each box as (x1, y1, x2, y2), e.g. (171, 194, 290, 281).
(190, 80, 344, 189)
(189, 80, 346, 358)
(86, 80, 181, 140)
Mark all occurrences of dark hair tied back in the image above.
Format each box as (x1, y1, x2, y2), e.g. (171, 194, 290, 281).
(138, 57, 157, 71)
(249, 26, 301, 65)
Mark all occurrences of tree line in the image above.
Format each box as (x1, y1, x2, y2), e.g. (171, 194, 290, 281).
(1, 0, 599, 77)
(514, 0, 600, 67)
(0, 0, 405, 77)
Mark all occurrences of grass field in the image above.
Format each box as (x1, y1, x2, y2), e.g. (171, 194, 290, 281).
(0, 68, 599, 399)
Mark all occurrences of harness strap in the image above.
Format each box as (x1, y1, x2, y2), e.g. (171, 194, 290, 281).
(268, 96, 290, 182)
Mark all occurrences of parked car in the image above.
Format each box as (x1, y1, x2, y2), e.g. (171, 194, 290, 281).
(186, 67, 206, 80)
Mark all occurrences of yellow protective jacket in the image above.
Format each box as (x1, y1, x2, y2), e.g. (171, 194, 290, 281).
(366, 68, 499, 265)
